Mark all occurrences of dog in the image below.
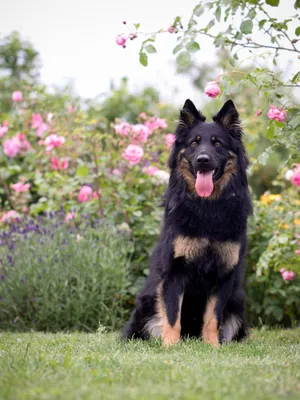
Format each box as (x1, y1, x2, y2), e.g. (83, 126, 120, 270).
(122, 99, 252, 347)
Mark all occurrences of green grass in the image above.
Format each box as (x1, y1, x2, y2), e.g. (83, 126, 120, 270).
(0, 329, 300, 400)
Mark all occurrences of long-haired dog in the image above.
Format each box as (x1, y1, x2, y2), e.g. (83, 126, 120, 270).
(122, 99, 252, 347)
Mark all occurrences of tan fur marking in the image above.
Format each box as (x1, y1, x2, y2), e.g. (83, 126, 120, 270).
(178, 156, 196, 194)
(155, 284, 183, 346)
(202, 296, 219, 348)
(209, 155, 237, 200)
(214, 241, 240, 268)
(173, 236, 209, 260)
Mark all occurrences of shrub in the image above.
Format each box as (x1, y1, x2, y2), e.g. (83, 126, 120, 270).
(0, 211, 133, 331)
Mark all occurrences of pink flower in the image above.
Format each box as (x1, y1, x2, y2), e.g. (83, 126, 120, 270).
(165, 133, 176, 149)
(167, 26, 175, 33)
(51, 157, 69, 170)
(44, 134, 65, 151)
(61, 159, 69, 169)
(139, 112, 147, 119)
(0, 126, 8, 137)
(267, 106, 287, 122)
(280, 269, 296, 281)
(3, 137, 21, 157)
(256, 109, 262, 116)
(291, 164, 300, 187)
(2, 120, 8, 127)
(32, 114, 43, 129)
(1, 210, 18, 223)
(78, 186, 93, 202)
(17, 133, 31, 152)
(65, 212, 76, 221)
(51, 157, 60, 170)
(114, 122, 131, 136)
(11, 181, 30, 192)
(36, 123, 48, 137)
(143, 166, 159, 176)
(11, 91, 23, 102)
(116, 34, 127, 46)
(92, 191, 100, 199)
(67, 105, 74, 113)
(145, 117, 168, 134)
(295, 249, 300, 255)
(132, 124, 150, 143)
(204, 81, 221, 98)
(112, 168, 122, 176)
(123, 144, 144, 165)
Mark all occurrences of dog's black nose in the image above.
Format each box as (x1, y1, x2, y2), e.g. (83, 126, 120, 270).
(197, 154, 210, 164)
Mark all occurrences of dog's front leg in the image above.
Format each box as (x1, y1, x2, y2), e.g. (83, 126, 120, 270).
(159, 273, 184, 347)
(202, 275, 234, 347)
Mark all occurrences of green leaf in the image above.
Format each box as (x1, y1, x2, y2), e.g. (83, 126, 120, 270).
(139, 52, 148, 67)
(176, 51, 191, 67)
(186, 41, 200, 52)
(247, 8, 256, 19)
(240, 20, 253, 34)
(295, 27, 300, 36)
(194, 4, 204, 16)
(266, 0, 279, 6)
(76, 165, 89, 177)
(134, 23, 140, 29)
(295, 0, 300, 9)
(259, 19, 267, 28)
(215, 6, 221, 22)
(291, 71, 300, 83)
(145, 44, 157, 54)
(257, 148, 274, 165)
(173, 43, 184, 54)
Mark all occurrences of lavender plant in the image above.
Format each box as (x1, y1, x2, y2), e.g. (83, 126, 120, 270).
(0, 211, 133, 331)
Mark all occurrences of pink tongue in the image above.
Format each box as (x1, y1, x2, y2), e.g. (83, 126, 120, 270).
(195, 171, 214, 197)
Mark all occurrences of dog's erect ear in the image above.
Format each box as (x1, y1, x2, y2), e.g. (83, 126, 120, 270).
(213, 100, 242, 140)
(178, 99, 206, 129)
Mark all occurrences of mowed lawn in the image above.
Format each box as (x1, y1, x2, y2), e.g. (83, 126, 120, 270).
(0, 329, 299, 400)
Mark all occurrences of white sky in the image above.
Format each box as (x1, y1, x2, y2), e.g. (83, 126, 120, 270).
(1, 0, 298, 105)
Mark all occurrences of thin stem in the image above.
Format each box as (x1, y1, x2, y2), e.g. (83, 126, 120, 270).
(0, 176, 15, 210)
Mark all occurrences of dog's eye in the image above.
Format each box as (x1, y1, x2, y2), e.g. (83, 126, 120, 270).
(191, 141, 198, 147)
(214, 141, 222, 147)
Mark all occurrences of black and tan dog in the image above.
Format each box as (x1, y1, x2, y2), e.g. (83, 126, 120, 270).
(122, 99, 252, 347)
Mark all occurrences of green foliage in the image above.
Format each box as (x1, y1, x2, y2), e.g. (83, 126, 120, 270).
(0, 216, 133, 331)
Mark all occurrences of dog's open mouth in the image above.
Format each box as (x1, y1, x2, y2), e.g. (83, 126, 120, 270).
(195, 169, 217, 197)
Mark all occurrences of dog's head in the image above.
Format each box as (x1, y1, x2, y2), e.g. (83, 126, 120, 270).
(168, 99, 248, 199)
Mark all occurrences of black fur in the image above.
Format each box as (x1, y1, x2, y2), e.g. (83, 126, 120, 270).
(122, 99, 252, 345)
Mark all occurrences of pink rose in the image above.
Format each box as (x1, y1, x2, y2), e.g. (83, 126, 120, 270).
(11, 91, 23, 102)
(165, 133, 176, 149)
(32, 113, 43, 129)
(132, 124, 150, 143)
(92, 191, 100, 199)
(78, 186, 93, 202)
(281, 269, 296, 281)
(51, 157, 60, 170)
(114, 122, 131, 136)
(204, 81, 221, 98)
(116, 34, 127, 46)
(167, 26, 175, 33)
(291, 164, 300, 187)
(11, 181, 31, 192)
(44, 134, 65, 151)
(17, 133, 31, 152)
(295, 249, 300, 255)
(143, 166, 159, 176)
(267, 106, 287, 122)
(139, 112, 147, 119)
(61, 159, 69, 170)
(65, 212, 76, 221)
(1, 210, 18, 223)
(145, 117, 168, 134)
(2, 120, 8, 127)
(3, 137, 21, 157)
(256, 109, 262, 116)
(123, 144, 144, 165)
(0, 126, 8, 137)
(67, 105, 74, 113)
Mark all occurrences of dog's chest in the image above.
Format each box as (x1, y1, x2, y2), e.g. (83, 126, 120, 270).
(173, 235, 240, 269)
